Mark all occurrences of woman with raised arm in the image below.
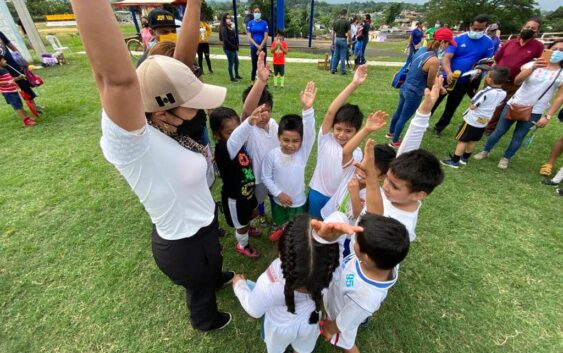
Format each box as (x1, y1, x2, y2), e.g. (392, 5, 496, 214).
(71, 0, 233, 332)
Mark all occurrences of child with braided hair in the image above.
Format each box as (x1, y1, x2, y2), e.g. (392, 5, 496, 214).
(232, 214, 362, 353)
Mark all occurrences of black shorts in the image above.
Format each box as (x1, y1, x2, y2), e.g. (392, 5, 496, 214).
(222, 195, 258, 229)
(273, 64, 285, 76)
(455, 122, 485, 142)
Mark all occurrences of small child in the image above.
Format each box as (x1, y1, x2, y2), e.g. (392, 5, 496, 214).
(315, 212, 410, 353)
(210, 106, 268, 258)
(0, 55, 36, 127)
(232, 214, 361, 353)
(441, 66, 509, 169)
(308, 65, 368, 219)
(321, 111, 395, 223)
(271, 30, 288, 88)
(262, 82, 317, 239)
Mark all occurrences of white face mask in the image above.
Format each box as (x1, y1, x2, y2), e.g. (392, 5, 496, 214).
(244, 10, 250, 15)
(254, 12, 261, 20)
(467, 31, 484, 40)
(435, 23, 441, 28)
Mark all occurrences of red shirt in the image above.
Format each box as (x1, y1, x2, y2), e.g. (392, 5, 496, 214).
(271, 40, 288, 65)
(0, 69, 17, 93)
(494, 37, 544, 81)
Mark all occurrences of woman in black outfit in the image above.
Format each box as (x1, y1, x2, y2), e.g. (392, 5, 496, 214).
(220, 13, 242, 82)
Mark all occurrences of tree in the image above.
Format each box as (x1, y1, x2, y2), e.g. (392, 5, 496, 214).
(424, 0, 539, 34)
(544, 6, 563, 32)
(385, 3, 402, 25)
(200, 0, 214, 21)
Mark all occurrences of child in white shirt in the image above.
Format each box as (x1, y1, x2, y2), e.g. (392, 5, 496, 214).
(232, 214, 361, 353)
(262, 82, 317, 239)
(441, 66, 509, 168)
(308, 65, 369, 219)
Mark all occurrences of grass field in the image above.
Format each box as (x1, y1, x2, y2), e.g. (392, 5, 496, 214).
(0, 32, 562, 353)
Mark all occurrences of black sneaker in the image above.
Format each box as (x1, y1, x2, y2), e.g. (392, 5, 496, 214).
(433, 128, 441, 138)
(235, 75, 243, 80)
(556, 188, 563, 196)
(440, 158, 459, 169)
(541, 179, 559, 186)
(220, 271, 235, 287)
(230, 78, 237, 82)
(202, 312, 232, 331)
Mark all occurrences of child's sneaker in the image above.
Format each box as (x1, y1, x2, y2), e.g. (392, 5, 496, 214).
(23, 117, 36, 126)
(269, 227, 284, 242)
(541, 178, 558, 186)
(497, 158, 509, 169)
(459, 156, 469, 165)
(249, 226, 262, 238)
(388, 140, 401, 148)
(556, 188, 563, 196)
(235, 243, 261, 258)
(384, 132, 394, 139)
(474, 151, 489, 160)
(440, 158, 459, 169)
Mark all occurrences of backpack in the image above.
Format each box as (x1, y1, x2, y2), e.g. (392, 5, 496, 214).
(391, 60, 410, 89)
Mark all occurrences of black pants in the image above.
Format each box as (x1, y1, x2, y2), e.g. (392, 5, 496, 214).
(151, 216, 223, 331)
(432, 81, 478, 133)
(197, 43, 212, 73)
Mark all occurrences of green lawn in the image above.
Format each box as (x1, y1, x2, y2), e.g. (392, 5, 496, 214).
(0, 35, 562, 353)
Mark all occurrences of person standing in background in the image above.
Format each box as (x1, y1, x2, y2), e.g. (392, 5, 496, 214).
(331, 9, 352, 75)
(246, 6, 269, 82)
(484, 18, 544, 133)
(220, 13, 242, 82)
(198, 15, 213, 74)
(487, 23, 501, 55)
(426, 20, 442, 42)
(408, 22, 424, 60)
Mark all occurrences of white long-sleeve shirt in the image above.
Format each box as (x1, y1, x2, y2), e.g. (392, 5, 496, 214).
(396, 110, 430, 156)
(262, 108, 316, 208)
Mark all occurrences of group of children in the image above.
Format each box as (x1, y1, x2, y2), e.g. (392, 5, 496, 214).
(209, 54, 446, 352)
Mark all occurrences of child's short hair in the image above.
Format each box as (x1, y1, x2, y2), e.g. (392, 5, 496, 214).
(357, 213, 409, 270)
(374, 144, 397, 176)
(277, 29, 284, 36)
(488, 66, 510, 85)
(279, 214, 340, 323)
(209, 107, 240, 134)
(333, 103, 363, 131)
(389, 149, 444, 195)
(242, 85, 274, 110)
(278, 114, 303, 138)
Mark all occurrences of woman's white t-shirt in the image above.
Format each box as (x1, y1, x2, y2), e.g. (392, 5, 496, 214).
(510, 63, 563, 115)
(100, 112, 215, 240)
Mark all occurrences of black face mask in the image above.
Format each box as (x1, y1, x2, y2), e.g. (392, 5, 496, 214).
(176, 109, 207, 142)
(520, 29, 535, 40)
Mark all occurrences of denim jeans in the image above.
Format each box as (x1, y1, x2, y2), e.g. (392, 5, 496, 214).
(389, 88, 424, 143)
(250, 46, 267, 81)
(331, 37, 347, 74)
(483, 104, 542, 159)
(224, 49, 239, 80)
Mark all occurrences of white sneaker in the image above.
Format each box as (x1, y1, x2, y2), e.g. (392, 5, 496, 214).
(474, 151, 489, 160)
(498, 158, 509, 169)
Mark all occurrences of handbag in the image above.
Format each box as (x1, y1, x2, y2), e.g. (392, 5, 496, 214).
(506, 68, 562, 122)
(7, 63, 43, 87)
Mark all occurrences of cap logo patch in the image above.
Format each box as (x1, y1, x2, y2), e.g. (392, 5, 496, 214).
(155, 93, 176, 107)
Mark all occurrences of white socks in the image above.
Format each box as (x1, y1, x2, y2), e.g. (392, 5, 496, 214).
(236, 231, 249, 247)
(552, 167, 563, 184)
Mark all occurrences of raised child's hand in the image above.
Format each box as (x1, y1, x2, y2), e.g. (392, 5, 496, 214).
(311, 219, 364, 241)
(278, 193, 293, 208)
(300, 81, 317, 110)
(418, 75, 443, 115)
(354, 139, 377, 176)
(364, 111, 388, 132)
(352, 64, 368, 86)
(248, 104, 270, 126)
(347, 178, 361, 193)
(256, 51, 271, 82)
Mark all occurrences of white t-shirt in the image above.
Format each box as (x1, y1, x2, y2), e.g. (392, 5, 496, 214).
(320, 167, 366, 223)
(262, 109, 316, 208)
(233, 258, 320, 353)
(100, 112, 215, 240)
(510, 63, 563, 115)
(463, 87, 506, 128)
(243, 118, 280, 184)
(309, 131, 363, 197)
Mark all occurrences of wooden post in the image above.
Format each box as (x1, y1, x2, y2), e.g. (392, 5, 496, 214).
(11, 0, 47, 58)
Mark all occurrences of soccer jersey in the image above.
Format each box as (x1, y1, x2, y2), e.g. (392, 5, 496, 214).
(262, 109, 316, 208)
(323, 233, 399, 350)
(272, 40, 288, 65)
(247, 19, 269, 49)
(233, 258, 321, 353)
(309, 131, 363, 197)
(445, 33, 494, 83)
(462, 87, 506, 128)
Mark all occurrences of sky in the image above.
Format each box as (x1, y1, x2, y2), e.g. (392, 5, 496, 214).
(320, 0, 560, 12)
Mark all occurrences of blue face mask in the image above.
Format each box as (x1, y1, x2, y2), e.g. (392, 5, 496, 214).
(549, 50, 563, 63)
(254, 13, 261, 20)
(467, 31, 484, 40)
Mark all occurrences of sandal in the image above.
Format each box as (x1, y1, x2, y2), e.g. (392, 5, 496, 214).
(539, 163, 553, 176)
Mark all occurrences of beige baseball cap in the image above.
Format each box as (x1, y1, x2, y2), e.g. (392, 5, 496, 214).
(136, 55, 226, 113)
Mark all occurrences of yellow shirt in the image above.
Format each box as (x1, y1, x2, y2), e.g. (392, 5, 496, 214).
(199, 21, 212, 43)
